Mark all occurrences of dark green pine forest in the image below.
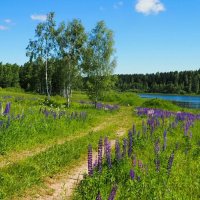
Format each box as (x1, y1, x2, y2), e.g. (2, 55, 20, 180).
(1, 62, 200, 95)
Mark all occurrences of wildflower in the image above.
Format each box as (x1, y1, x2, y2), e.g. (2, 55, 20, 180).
(154, 139, 160, 172)
(142, 120, 147, 136)
(167, 151, 175, 175)
(163, 130, 167, 151)
(108, 185, 118, 200)
(154, 159, 160, 172)
(132, 154, 137, 167)
(130, 169, 135, 180)
(96, 192, 102, 200)
(52, 112, 57, 119)
(155, 139, 160, 155)
(128, 130, 133, 157)
(104, 137, 112, 168)
(147, 109, 154, 116)
(98, 137, 103, 172)
(88, 145, 93, 176)
(122, 138, 127, 157)
(4, 102, 11, 115)
(93, 158, 98, 169)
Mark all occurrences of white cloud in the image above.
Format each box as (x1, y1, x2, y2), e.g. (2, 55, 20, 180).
(31, 14, 47, 22)
(113, 1, 124, 9)
(4, 19, 12, 23)
(0, 25, 8, 30)
(135, 0, 165, 15)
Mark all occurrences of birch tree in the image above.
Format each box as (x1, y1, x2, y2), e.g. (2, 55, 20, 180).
(57, 19, 87, 107)
(82, 21, 116, 107)
(26, 12, 57, 99)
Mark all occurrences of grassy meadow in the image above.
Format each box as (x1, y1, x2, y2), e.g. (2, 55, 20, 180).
(0, 88, 199, 199)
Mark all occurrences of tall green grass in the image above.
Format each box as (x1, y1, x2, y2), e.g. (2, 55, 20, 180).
(74, 117, 200, 199)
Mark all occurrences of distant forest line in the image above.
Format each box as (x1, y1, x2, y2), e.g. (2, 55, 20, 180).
(0, 63, 200, 95)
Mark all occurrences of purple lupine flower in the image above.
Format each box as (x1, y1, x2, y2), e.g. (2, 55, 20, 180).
(154, 159, 160, 172)
(130, 169, 135, 180)
(167, 151, 175, 175)
(4, 102, 11, 115)
(128, 130, 133, 157)
(98, 137, 103, 172)
(147, 117, 155, 136)
(132, 154, 137, 167)
(88, 144, 93, 176)
(115, 140, 121, 162)
(156, 118, 160, 127)
(105, 137, 112, 168)
(108, 185, 118, 200)
(52, 112, 57, 119)
(154, 139, 160, 172)
(163, 130, 167, 138)
(142, 120, 147, 136)
(155, 139, 160, 155)
(184, 122, 189, 136)
(163, 130, 167, 151)
(43, 108, 49, 118)
(93, 157, 98, 169)
(122, 138, 127, 157)
(96, 192, 102, 200)
(96, 102, 103, 109)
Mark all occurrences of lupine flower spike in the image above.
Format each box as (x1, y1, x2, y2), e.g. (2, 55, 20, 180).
(122, 138, 127, 157)
(130, 169, 135, 180)
(108, 185, 118, 200)
(128, 130, 133, 157)
(167, 151, 175, 175)
(98, 137, 103, 172)
(88, 144, 93, 176)
(96, 192, 102, 200)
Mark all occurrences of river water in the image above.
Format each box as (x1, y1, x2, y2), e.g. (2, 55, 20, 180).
(139, 94, 200, 109)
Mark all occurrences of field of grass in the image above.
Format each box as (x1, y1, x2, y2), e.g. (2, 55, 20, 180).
(0, 89, 199, 199)
(74, 107, 200, 199)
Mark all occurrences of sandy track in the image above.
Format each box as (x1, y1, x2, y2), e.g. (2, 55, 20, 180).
(0, 114, 121, 169)
(35, 129, 125, 200)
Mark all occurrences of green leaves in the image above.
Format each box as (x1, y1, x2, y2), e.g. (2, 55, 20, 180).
(82, 21, 116, 106)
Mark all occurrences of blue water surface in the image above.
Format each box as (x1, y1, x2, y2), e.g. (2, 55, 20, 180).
(139, 94, 200, 109)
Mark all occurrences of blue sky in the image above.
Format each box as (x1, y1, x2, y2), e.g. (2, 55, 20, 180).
(0, 0, 200, 74)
